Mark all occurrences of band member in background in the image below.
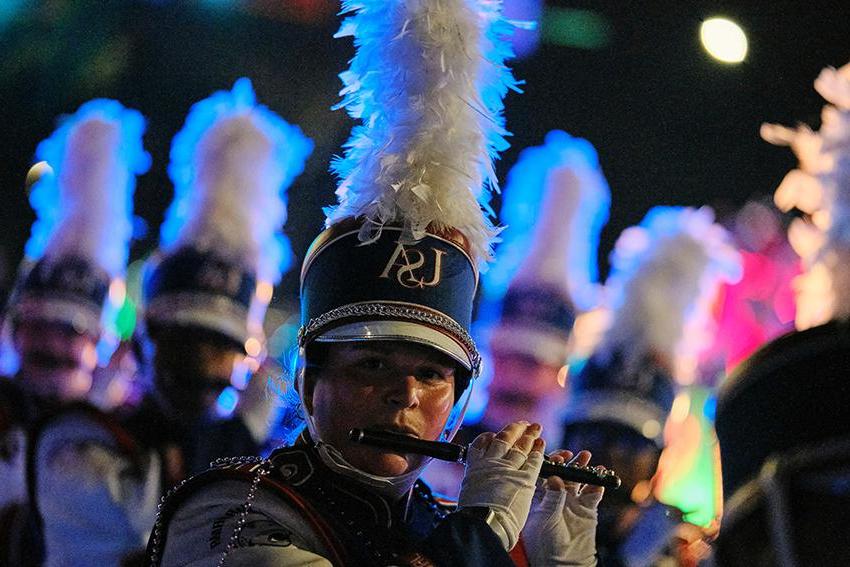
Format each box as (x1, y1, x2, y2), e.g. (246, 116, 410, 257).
(715, 61, 850, 567)
(563, 206, 740, 566)
(6, 99, 152, 565)
(424, 130, 611, 497)
(149, 1, 605, 565)
(479, 130, 611, 446)
(139, 77, 312, 478)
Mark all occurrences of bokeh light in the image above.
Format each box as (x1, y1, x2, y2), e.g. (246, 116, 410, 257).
(215, 386, 239, 417)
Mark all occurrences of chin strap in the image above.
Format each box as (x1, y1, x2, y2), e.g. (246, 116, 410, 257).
(314, 438, 423, 501)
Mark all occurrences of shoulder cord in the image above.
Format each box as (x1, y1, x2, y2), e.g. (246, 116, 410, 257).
(216, 457, 272, 567)
(146, 455, 267, 567)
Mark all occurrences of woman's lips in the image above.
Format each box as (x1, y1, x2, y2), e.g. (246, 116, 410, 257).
(369, 425, 420, 438)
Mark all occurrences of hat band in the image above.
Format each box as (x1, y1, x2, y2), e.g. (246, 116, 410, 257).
(145, 291, 250, 346)
(297, 300, 481, 376)
(488, 324, 571, 366)
(13, 295, 102, 336)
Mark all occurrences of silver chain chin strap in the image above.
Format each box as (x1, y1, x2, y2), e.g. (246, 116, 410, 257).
(148, 479, 187, 567)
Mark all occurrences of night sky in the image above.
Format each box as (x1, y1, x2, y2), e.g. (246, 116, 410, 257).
(1, 0, 849, 307)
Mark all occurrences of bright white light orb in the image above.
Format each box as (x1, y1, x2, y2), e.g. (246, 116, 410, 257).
(700, 18, 748, 64)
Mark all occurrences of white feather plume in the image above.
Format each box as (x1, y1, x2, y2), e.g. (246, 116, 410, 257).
(762, 61, 850, 326)
(599, 207, 741, 374)
(162, 78, 312, 284)
(327, 0, 518, 263)
(496, 131, 610, 310)
(26, 99, 149, 278)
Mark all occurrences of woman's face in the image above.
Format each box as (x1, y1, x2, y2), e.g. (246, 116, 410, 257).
(306, 341, 456, 476)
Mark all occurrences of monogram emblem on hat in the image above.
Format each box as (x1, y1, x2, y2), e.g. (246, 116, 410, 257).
(379, 242, 446, 289)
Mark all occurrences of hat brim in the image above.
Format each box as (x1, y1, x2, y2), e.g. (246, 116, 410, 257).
(314, 320, 473, 372)
(488, 324, 570, 366)
(561, 391, 667, 447)
(13, 296, 101, 337)
(145, 292, 249, 348)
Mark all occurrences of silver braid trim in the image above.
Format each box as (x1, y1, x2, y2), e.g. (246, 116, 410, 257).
(217, 458, 272, 566)
(146, 456, 269, 567)
(298, 302, 481, 376)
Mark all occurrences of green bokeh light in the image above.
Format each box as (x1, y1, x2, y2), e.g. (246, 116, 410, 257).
(657, 387, 720, 528)
(541, 7, 612, 50)
(115, 296, 137, 341)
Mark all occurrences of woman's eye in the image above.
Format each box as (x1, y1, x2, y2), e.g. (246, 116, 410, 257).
(357, 357, 386, 370)
(419, 369, 449, 383)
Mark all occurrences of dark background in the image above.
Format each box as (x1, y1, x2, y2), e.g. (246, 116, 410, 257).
(1, 0, 848, 307)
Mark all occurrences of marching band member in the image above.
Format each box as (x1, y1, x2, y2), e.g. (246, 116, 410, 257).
(11, 99, 153, 565)
(716, 61, 850, 567)
(140, 77, 311, 478)
(479, 130, 611, 447)
(563, 207, 740, 566)
(149, 1, 605, 565)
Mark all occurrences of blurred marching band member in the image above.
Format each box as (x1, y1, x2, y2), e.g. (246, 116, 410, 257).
(424, 129, 611, 497)
(7, 77, 309, 565)
(140, 77, 311, 479)
(480, 130, 611, 445)
(716, 61, 850, 567)
(1, 100, 151, 565)
(563, 207, 740, 566)
(148, 1, 606, 566)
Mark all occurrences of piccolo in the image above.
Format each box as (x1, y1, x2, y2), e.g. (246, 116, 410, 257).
(349, 428, 621, 490)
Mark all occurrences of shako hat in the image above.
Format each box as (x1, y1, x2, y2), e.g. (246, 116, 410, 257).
(11, 100, 149, 338)
(143, 78, 312, 350)
(298, 0, 519, 381)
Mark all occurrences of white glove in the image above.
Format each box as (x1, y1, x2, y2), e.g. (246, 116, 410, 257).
(524, 450, 604, 567)
(457, 422, 545, 551)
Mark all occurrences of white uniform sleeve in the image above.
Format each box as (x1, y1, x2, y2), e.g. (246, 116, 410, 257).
(0, 427, 27, 510)
(35, 414, 161, 567)
(161, 479, 335, 567)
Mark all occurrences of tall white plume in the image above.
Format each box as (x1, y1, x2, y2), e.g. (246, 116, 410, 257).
(26, 99, 149, 278)
(762, 61, 850, 327)
(162, 78, 312, 284)
(327, 0, 519, 264)
(600, 207, 741, 376)
(488, 130, 610, 310)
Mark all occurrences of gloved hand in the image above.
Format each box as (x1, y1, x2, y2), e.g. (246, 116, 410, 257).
(524, 449, 604, 566)
(457, 422, 545, 551)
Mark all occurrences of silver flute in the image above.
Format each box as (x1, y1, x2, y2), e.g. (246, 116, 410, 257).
(349, 428, 621, 489)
